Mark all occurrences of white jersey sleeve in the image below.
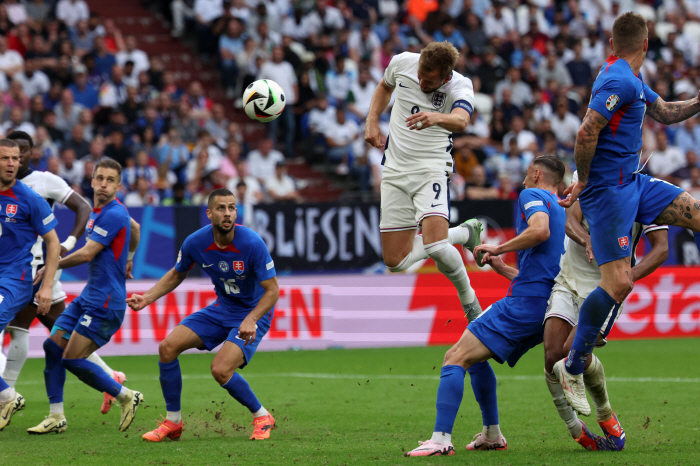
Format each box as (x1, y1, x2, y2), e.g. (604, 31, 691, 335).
(44, 172, 73, 204)
(383, 55, 399, 87)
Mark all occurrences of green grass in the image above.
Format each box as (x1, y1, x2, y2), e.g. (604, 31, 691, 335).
(2, 339, 699, 466)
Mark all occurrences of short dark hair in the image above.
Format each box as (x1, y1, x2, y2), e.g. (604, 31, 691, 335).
(94, 157, 122, 181)
(612, 12, 647, 53)
(533, 155, 565, 185)
(207, 188, 235, 209)
(0, 139, 19, 150)
(6, 131, 33, 149)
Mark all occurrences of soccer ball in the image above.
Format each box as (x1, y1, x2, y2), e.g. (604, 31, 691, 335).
(242, 79, 286, 122)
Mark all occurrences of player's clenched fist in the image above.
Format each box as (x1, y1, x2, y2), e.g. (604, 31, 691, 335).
(364, 122, 384, 148)
(405, 111, 440, 130)
(126, 294, 149, 311)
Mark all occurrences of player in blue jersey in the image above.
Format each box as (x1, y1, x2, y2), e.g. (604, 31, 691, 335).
(556, 12, 700, 425)
(0, 138, 61, 430)
(405, 156, 566, 456)
(28, 158, 143, 435)
(126, 188, 279, 442)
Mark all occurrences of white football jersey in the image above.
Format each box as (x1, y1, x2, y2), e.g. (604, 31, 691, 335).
(20, 170, 74, 265)
(383, 52, 475, 172)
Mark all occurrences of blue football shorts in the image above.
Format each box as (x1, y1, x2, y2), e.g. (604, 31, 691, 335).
(179, 303, 272, 369)
(468, 296, 549, 367)
(53, 295, 125, 348)
(0, 277, 33, 331)
(580, 173, 682, 266)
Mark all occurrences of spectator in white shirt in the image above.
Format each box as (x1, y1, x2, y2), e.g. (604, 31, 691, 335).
(494, 67, 533, 108)
(258, 46, 297, 156)
(348, 23, 381, 63)
(14, 59, 50, 97)
(303, 1, 345, 35)
(4, 0, 27, 25)
(348, 68, 377, 120)
(265, 161, 303, 202)
(54, 88, 85, 133)
(0, 36, 23, 77)
(56, 0, 89, 28)
(308, 96, 336, 136)
(124, 176, 161, 207)
(325, 55, 355, 104)
(226, 159, 264, 205)
(116, 35, 150, 76)
(649, 130, 687, 178)
(58, 147, 84, 185)
(0, 106, 36, 137)
(483, 1, 517, 38)
(549, 98, 582, 150)
(325, 106, 359, 176)
(502, 116, 538, 164)
(538, 51, 573, 89)
(247, 138, 285, 183)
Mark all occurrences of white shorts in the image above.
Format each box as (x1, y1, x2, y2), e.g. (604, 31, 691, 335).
(545, 283, 621, 341)
(379, 167, 450, 232)
(31, 267, 66, 305)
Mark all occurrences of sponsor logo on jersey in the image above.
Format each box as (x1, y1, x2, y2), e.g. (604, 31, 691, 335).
(432, 91, 446, 109)
(219, 261, 229, 272)
(6, 204, 17, 217)
(606, 94, 620, 111)
(94, 226, 108, 237)
(266, 260, 274, 270)
(43, 213, 55, 225)
(177, 250, 182, 264)
(618, 236, 629, 250)
(233, 261, 244, 275)
(87, 219, 94, 230)
(524, 200, 543, 210)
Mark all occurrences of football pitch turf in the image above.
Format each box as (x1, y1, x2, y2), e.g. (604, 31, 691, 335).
(1, 339, 698, 466)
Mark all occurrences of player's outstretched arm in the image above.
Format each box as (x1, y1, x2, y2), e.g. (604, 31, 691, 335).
(474, 211, 551, 257)
(559, 108, 609, 207)
(126, 218, 141, 279)
(61, 192, 91, 257)
(565, 201, 594, 263)
(646, 93, 700, 125)
(406, 107, 470, 132)
(238, 276, 280, 346)
(631, 229, 668, 282)
(364, 79, 394, 148)
(35, 229, 61, 315)
(126, 267, 189, 311)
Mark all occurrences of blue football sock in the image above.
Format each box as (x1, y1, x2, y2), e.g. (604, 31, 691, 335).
(566, 286, 618, 375)
(434, 365, 466, 434)
(159, 360, 182, 412)
(694, 232, 700, 254)
(43, 339, 66, 403)
(467, 361, 499, 426)
(62, 357, 123, 397)
(0, 376, 9, 394)
(221, 372, 262, 413)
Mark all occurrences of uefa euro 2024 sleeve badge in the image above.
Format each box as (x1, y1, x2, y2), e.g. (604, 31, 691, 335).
(606, 94, 619, 112)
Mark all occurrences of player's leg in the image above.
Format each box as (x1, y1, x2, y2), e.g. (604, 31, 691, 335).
(2, 303, 37, 388)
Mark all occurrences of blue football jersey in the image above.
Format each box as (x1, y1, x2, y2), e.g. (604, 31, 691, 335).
(0, 180, 58, 281)
(587, 55, 659, 187)
(175, 225, 276, 322)
(507, 188, 565, 298)
(81, 199, 131, 310)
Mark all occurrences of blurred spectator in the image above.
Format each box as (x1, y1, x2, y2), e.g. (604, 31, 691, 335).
(0, 36, 23, 77)
(204, 103, 229, 146)
(28, 146, 47, 171)
(184, 80, 213, 120)
(538, 51, 573, 88)
(566, 41, 593, 87)
(220, 141, 241, 179)
(35, 125, 58, 159)
(47, 155, 60, 177)
(55, 89, 84, 133)
(161, 182, 193, 206)
(124, 176, 160, 207)
(1, 106, 35, 136)
(434, 19, 466, 51)
(219, 17, 246, 98)
(670, 151, 700, 187)
(476, 47, 506, 95)
(71, 19, 96, 56)
(69, 64, 99, 110)
(675, 116, 700, 154)
(226, 159, 264, 205)
(15, 59, 49, 97)
(258, 46, 297, 157)
(56, 0, 89, 27)
(461, 12, 488, 56)
(485, 138, 527, 183)
(42, 110, 64, 143)
(123, 150, 158, 192)
(266, 161, 303, 203)
(64, 123, 90, 158)
(98, 65, 128, 110)
(495, 67, 533, 108)
(116, 35, 150, 76)
(247, 138, 284, 184)
(93, 36, 116, 79)
(550, 98, 582, 150)
(26, 0, 51, 25)
(191, 130, 223, 172)
(465, 165, 498, 200)
(496, 174, 518, 200)
(158, 128, 190, 178)
(484, 1, 517, 38)
(120, 86, 142, 124)
(348, 68, 377, 120)
(648, 131, 686, 178)
(5, 80, 28, 110)
(28, 94, 45, 126)
(326, 55, 355, 104)
(503, 116, 538, 163)
(325, 107, 360, 176)
(171, 100, 200, 144)
(76, 159, 95, 201)
(193, 0, 223, 61)
(59, 147, 84, 185)
(104, 130, 132, 167)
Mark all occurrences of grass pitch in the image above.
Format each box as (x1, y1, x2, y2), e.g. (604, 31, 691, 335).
(1, 339, 699, 466)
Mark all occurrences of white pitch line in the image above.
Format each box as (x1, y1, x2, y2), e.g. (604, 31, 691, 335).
(14, 372, 700, 387)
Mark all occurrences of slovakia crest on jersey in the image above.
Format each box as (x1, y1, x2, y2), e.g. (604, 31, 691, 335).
(5, 204, 17, 217)
(618, 236, 629, 250)
(606, 94, 620, 112)
(87, 219, 94, 230)
(432, 91, 446, 109)
(233, 261, 244, 275)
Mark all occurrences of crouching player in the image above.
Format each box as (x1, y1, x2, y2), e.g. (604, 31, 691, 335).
(405, 156, 566, 456)
(127, 188, 279, 442)
(29, 158, 143, 434)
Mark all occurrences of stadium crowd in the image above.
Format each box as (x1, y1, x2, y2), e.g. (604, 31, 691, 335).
(3, 0, 700, 206)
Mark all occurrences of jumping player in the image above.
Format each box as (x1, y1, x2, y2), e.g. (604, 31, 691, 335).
(1, 131, 127, 415)
(126, 188, 279, 442)
(556, 12, 700, 420)
(0, 138, 60, 430)
(28, 158, 142, 434)
(405, 156, 565, 456)
(364, 41, 484, 322)
(544, 171, 669, 451)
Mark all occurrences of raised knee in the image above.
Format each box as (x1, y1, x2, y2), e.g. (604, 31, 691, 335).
(158, 340, 177, 363)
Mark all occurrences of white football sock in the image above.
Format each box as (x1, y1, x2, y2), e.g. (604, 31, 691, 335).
(0, 386, 15, 402)
(425, 240, 476, 304)
(482, 424, 502, 440)
(166, 411, 182, 423)
(0, 332, 7, 375)
(50, 402, 64, 414)
(387, 235, 427, 272)
(116, 386, 131, 403)
(583, 354, 613, 422)
(430, 431, 452, 444)
(448, 224, 471, 245)
(3, 326, 30, 387)
(86, 352, 114, 377)
(252, 406, 269, 418)
(545, 369, 582, 438)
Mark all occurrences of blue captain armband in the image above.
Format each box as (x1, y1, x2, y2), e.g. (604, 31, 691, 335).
(452, 100, 473, 116)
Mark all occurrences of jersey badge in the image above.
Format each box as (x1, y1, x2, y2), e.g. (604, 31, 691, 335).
(87, 219, 94, 230)
(6, 204, 17, 217)
(618, 236, 629, 250)
(606, 94, 620, 111)
(233, 261, 244, 275)
(432, 91, 446, 109)
(219, 261, 229, 272)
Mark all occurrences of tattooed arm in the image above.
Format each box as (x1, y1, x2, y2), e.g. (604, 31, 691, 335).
(646, 95, 700, 125)
(559, 108, 610, 207)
